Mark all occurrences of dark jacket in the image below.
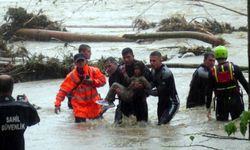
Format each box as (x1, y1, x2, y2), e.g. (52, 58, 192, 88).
(186, 64, 210, 108)
(108, 65, 126, 87)
(151, 64, 179, 124)
(0, 96, 40, 150)
(115, 60, 152, 122)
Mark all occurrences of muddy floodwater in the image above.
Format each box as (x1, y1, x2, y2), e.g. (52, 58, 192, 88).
(1, 0, 250, 149)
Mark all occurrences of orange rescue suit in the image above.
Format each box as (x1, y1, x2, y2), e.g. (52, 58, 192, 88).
(55, 64, 106, 118)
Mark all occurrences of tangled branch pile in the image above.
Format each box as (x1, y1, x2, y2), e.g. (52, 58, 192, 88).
(179, 46, 212, 56)
(158, 15, 234, 34)
(133, 14, 247, 34)
(0, 7, 66, 40)
(0, 54, 72, 82)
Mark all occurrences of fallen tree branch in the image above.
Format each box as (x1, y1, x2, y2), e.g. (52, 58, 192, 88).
(15, 28, 133, 42)
(191, 0, 247, 16)
(23, 9, 43, 26)
(15, 28, 226, 46)
(162, 144, 221, 150)
(64, 25, 132, 28)
(123, 31, 226, 46)
(145, 63, 248, 71)
(202, 132, 250, 141)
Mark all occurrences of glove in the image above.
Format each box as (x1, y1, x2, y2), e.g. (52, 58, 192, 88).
(55, 106, 61, 114)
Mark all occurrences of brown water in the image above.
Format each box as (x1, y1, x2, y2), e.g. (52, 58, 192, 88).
(1, 0, 250, 149)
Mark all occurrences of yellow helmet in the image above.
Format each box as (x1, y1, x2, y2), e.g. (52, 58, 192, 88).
(214, 45, 228, 59)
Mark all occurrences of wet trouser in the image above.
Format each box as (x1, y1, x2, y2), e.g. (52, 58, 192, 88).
(114, 102, 123, 124)
(114, 94, 148, 123)
(158, 101, 179, 125)
(75, 115, 104, 123)
(75, 117, 86, 123)
(216, 92, 244, 121)
(105, 82, 133, 102)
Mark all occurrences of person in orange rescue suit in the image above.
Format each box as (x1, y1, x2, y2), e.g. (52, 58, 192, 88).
(67, 44, 92, 109)
(206, 46, 249, 121)
(54, 53, 106, 123)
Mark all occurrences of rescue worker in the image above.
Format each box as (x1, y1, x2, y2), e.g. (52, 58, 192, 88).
(186, 52, 215, 108)
(0, 74, 40, 150)
(54, 53, 106, 123)
(115, 48, 152, 123)
(103, 57, 126, 124)
(97, 61, 151, 106)
(206, 46, 249, 121)
(67, 44, 92, 109)
(149, 51, 180, 125)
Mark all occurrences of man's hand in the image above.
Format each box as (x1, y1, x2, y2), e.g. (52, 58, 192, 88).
(83, 78, 93, 85)
(114, 88, 121, 94)
(55, 106, 61, 114)
(119, 65, 126, 73)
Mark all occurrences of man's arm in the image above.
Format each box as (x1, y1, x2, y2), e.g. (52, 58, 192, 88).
(206, 71, 214, 109)
(54, 73, 78, 107)
(234, 65, 249, 94)
(87, 67, 106, 87)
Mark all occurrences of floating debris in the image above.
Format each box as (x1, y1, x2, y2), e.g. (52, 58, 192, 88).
(132, 18, 156, 31)
(133, 14, 247, 34)
(179, 46, 212, 56)
(0, 7, 66, 40)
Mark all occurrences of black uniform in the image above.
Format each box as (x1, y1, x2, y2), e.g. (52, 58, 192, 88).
(151, 64, 180, 125)
(186, 64, 210, 108)
(114, 60, 152, 123)
(206, 62, 248, 121)
(0, 96, 40, 150)
(108, 65, 126, 123)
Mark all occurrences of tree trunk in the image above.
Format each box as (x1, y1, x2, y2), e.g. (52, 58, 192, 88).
(123, 31, 226, 46)
(145, 63, 248, 71)
(15, 28, 133, 42)
(15, 28, 225, 46)
(65, 25, 132, 28)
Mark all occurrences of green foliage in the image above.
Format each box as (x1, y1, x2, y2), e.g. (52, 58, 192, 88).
(239, 111, 250, 136)
(240, 122, 247, 136)
(1, 7, 65, 40)
(188, 135, 195, 146)
(224, 111, 250, 137)
(189, 135, 194, 141)
(2, 53, 70, 82)
(89, 56, 106, 74)
(224, 122, 237, 136)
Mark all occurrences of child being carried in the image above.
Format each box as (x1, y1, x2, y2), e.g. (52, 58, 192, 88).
(96, 61, 151, 108)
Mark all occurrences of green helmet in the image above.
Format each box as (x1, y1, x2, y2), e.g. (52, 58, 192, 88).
(214, 45, 228, 59)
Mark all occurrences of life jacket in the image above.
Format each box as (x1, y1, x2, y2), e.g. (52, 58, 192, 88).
(211, 62, 238, 92)
(55, 64, 106, 118)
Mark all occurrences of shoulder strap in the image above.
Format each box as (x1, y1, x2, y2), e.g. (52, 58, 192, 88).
(228, 62, 234, 80)
(213, 66, 218, 82)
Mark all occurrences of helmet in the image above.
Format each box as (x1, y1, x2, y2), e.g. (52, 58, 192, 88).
(214, 45, 228, 59)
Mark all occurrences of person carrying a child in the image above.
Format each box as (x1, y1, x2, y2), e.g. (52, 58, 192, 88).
(96, 61, 151, 108)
